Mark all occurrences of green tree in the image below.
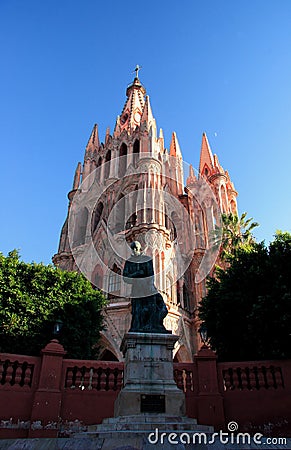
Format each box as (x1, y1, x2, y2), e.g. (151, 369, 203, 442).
(199, 231, 291, 361)
(218, 212, 259, 260)
(0, 250, 107, 358)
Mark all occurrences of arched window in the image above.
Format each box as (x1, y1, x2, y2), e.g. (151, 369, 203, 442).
(73, 207, 88, 246)
(133, 139, 140, 166)
(97, 156, 102, 167)
(164, 204, 170, 230)
(92, 202, 104, 233)
(170, 212, 178, 240)
(108, 264, 121, 298)
(176, 282, 181, 306)
(104, 150, 111, 179)
(119, 143, 127, 178)
(114, 194, 125, 232)
(92, 265, 103, 291)
(183, 283, 190, 311)
(166, 276, 176, 304)
(126, 213, 137, 229)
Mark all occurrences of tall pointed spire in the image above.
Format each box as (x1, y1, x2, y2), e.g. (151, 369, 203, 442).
(169, 132, 182, 158)
(199, 132, 214, 176)
(158, 128, 164, 153)
(113, 115, 121, 138)
(186, 164, 196, 186)
(141, 95, 154, 125)
(72, 162, 82, 190)
(116, 71, 146, 136)
(105, 127, 110, 144)
(85, 124, 100, 156)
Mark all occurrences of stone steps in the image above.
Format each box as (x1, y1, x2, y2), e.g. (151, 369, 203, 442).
(101, 414, 198, 424)
(83, 414, 211, 434)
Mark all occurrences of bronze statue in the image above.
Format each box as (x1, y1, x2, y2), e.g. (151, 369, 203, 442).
(123, 241, 169, 333)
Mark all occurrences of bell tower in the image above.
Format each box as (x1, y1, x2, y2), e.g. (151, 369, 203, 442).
(53, 69, 237, 361)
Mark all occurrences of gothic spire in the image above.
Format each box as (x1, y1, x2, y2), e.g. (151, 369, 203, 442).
(141, 95, 154, 125)
(72, 162, 82, 190)
(158, 128, 165, 153)
(169, 132, 182, 158)
(186, 164, 196, 186)
(199, 132, 214, 176)
(116, 72, 146, 136)
(85, 124, 100, 157)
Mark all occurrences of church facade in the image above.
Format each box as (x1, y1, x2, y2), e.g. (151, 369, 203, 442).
(53, 72, 237, 362)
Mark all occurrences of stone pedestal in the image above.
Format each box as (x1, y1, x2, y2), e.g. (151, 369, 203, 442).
(114, 332, 185, 417)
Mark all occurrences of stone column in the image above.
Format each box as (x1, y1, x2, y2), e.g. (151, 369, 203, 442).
(195, 346, 225, 429)
(29, 339, 66, 438)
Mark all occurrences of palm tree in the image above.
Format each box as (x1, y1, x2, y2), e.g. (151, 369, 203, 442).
(213, 212, 259, 260)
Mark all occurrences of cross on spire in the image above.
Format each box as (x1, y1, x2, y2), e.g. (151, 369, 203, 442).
(133, 64, 142, 79)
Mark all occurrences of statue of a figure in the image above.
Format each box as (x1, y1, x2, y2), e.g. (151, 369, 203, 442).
(123, 241, 169, 333)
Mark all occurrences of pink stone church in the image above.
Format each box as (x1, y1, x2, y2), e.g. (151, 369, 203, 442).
(53, 70, 237, 362)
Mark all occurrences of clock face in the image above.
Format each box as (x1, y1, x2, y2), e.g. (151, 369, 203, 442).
(134, 112, 141, 123)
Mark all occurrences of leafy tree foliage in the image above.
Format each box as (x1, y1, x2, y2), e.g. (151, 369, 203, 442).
(218, 212, 259, 260)
(0, 250, 107, 358)
(199, 231, 291, 361)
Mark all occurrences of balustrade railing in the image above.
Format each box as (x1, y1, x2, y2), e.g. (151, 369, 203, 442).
(0, 357, 37, 388)
(220, 363, 284, 391)
(64, 362, 123, 391)
(173, 363, 195, 392)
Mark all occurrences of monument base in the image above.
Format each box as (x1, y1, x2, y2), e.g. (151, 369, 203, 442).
(114, 332, 185, 417)
(66, 332, 223, 448)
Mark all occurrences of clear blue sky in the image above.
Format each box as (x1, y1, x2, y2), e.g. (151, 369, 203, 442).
(1, 0, 290, 264)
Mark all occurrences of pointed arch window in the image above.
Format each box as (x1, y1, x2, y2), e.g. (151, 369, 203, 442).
(164, 203, 170, 230)
(170, 211, 178, 240)
(195, 214, 205, 248)
(183, 283, 190, 311)
(182, 274, 191, 311)
(92, 264, 103, 291)
(166, 276, 176, 304)
(92, 202, 104, 233)
(115, 193, 125, 232)
(108, 264, 121, 297)
(149, 126, 153, 153)
(97, 156, 102, 167)
(119, 143, 127, 178)
(133, 139, 140, 167)
(203, 165, 210, 177)
(73, 207, 88, 246)
(126, 213, 137, 229)
(176, 282, 181, 306)
(104, 150, 111, 179)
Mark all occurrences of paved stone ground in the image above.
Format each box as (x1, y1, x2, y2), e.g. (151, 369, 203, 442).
(0, 417, 289, 450)
(0, 436, 290, 449)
